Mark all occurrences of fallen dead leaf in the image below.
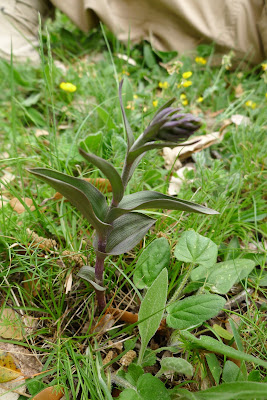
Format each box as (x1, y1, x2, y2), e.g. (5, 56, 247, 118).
(163, 131, 224, 166)
(0, 343, 42, 379)
(0, 377, 26, 400)
(234, 83, 244, 98)
(231, 114, 251, 126)
(10, 198, 35, 214)
(35, 129, 49, 137)
(32, 386, 64, 400)
(0, 171, 15, 189)
(64, 272, 73, 294)
(0, 350, 22, 383)
(0, 308, 23, 340)
(168, 163, 195, 195)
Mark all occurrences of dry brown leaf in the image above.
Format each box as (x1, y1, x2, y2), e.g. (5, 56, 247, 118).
(163, 131, 224, 166)
(0, 350, 22, 383)
(10, 198, 35, 214)
(23, 272, 41, 297)
(0, 171, 15, 189)
(231, 114, 251, 126)
(234, 83, 244, 98)
(0, 195, 9, 208)
(0, 308, 23, 340)
(0, 377, 26, 400)
(64, 272, 73, 294)
(32, 386, 64, 400)
(35, 129, 49, 137)
(0, 343, 42, 379)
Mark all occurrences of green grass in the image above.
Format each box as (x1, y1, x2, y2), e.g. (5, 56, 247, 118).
(0, 10, 266, 399)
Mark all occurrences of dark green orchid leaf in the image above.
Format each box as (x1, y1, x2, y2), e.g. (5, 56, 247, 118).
(79, 148, 124, 203)
(122, 153, 145, 187)
(77, 266, 106, 291)
(119, 80, 135, 149)
(105, 212, 156, 255)
(127, 139, 200, 163)
(29, 168, 111, 235)
(107, 191, 218, 222)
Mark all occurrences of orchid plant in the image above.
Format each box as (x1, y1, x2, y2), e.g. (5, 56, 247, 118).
(29, 81, 218, 311)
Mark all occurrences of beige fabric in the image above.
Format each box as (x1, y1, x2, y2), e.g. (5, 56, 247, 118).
(0, 0, 52, 62)
(52, 0, 267, 65)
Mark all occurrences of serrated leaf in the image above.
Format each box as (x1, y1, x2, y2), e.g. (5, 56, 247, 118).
(174, 230, 218, 272)
(105, 212, 156, 255)
(79, 148, 124, 204)
(107, 191, 218, 222)
(180, 331, 267, 368)
(133, 238, 170, 289)
(0, 350, 22, 383)
(166, 294, 226, 330)
(119, 80, 134, 149)
(29, 168, 110, 235)
(157, 357, 193, 378)
(77, 266, 106, 291)
(138, 269, 168, 365)
(207, 259, 256, 294)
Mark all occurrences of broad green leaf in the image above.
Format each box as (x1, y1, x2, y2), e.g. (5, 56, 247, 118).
(222, 360, 240, 383)
(166, 294, 226, 330)
(119, 80, 134, 149)
(138, 269, 168, 365)
(174, 230, 218, 273)
(156, 357, 193, 378)
(22, 92, 41, 107)
(124, 364, 144, 386)
(79, 148, 124, 204)
(29, 168, 110, 235)
(96, 106, 116, 130)
(207, 259, 256, 294)
(143, 44, 157, 68)
(77, 266, 106, 291)
(205, 353, 222, 384)
(137, 373, 171, 400)
(133, 238, 170, 289)
(107, 191, 218, 222)
(105, 212, 156, 255)
(118, 388, 141, 400)
(0, 350, 22, 382)
(80, 132, 103, 155)
(180, 331, 267, 368)
(176, 382, 267, 400)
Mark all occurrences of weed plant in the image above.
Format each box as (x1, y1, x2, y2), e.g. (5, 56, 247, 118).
(0, 10, 266, 400)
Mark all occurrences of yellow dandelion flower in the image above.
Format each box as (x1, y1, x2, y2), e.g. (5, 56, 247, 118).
(196, 96, 204, 103)
(182, 71, 192, 79)
(133, 94, 138, 99)
(195, 57, 207, 65)
(158, 81, 169, 89)
(60, 82, 77, 93)
(180, 94, 187, 100)
(152, 100, 158, 107)
(181, 80, 193, 88)
(182, 99, 188, 106)
(245, 100, 256, 109)
(261, 63, 267, 71)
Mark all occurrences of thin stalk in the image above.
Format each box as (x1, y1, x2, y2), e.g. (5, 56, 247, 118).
(95, 239, 108, 311)
(167, 263, 195, 305)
